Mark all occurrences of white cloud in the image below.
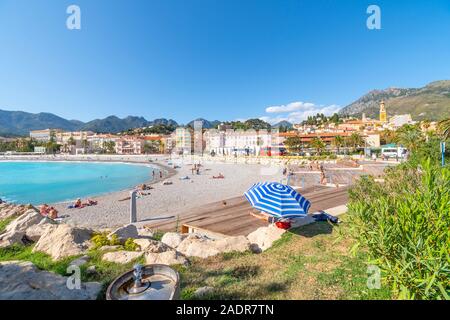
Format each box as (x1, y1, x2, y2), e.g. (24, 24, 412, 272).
(266, 101, 316, 113)
(261, 101, 342, 125)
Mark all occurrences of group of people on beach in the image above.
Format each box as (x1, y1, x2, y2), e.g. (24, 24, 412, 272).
(68, 198, 98, 209)
(40, 204, 58, 219)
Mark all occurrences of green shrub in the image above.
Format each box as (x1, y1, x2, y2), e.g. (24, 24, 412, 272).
(348, 160, 449, 300)
(91, 232, 121, 249)
(124, 238, 139, 251)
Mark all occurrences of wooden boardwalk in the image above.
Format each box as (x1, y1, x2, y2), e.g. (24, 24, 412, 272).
(143, 185, 349, 237)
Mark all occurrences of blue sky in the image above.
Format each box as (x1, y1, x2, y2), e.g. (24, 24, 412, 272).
(0, 0, 449, 124)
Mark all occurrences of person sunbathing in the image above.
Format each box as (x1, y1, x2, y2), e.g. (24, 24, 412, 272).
(212, 173, 225, 179)
(83, 199, 98, 206)
(47, 207, 58, 219)
(40, 204, 50, 216)
(74, 198, 82, 208)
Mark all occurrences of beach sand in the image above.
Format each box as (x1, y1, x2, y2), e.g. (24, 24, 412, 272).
(54, 160, 284, 228)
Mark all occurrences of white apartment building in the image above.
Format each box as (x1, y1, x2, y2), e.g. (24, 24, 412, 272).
(389, 114, 414, 129)
(30, 129, 63, 142)
(115, 137, 145, 154)
(205, 129, 278, 156)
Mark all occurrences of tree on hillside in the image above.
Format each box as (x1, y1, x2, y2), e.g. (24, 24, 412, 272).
(395, 124, 424, 152)
(437, 118, 450, 140)
(332, 135, 345, 154)
(103, 141, 116, 154)
(284, 136, 302, 154)
(309, 137, 326, 155)
(380, 129, 396, 145)
(348, 132, 364, 152)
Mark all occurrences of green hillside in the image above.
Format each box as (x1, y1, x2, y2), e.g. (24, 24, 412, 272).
(339, 80, 450, 121)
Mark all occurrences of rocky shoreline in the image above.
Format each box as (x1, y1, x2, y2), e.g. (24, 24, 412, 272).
(0, 201, 288, 300)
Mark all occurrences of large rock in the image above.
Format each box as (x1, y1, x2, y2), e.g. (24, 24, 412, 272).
(145, 250, 189, 266)
(0, 261, 101, 300)
(247, 226, 286, 252)
(3, 208, 41, 234)
(33, 224, 93, 260)
(0, 204, 28, 219)
(102, 251, 144, 264)
(108, 224, 139, 242)
(176, 234, 250, 259)
(212, 236, 251, 253)
(25, 218, 58, 242)
(134, 238, 169, 252)
(161, 232, 187, 249)
(0, 208, 42, 247)
(176, 235, 220, 259)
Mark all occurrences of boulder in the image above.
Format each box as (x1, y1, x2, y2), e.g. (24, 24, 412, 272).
(137, 227, 154, 238)
(108, 224, 139, 242)
(33, 224, 93, 260)
(176, 234, 249, 259)
(70, 255, 90, 267)
(211, 236, 251, 253)
(134, 239, 169, 253)
(145, 250, 189, 266)
(0, 261, 101, 300)
(161, 232, 187, 249)
(0, 231, 26, 248)
(102, 251, 144, 264)
(3, 208, 41, 234)
(176, 235, 220, 259)
(247, 225, 286, 252)
(25, 218, 58, 242)
(0, 208, 42, 247)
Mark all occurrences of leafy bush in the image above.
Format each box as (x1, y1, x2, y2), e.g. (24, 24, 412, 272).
(348, 160, 449, 299)
(124, 238, 139, 251)
(91, 232, 121, 249)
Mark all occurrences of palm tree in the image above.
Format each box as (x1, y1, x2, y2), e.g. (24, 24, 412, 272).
(332, 135, 344, 154)
(395, 125, 424, 152)
(348, 132, 364, 152)
(81, 139, 89, 153)
(437, 118, 450, 140)
(380, 129, 396, 145)
(309, 137, 326, 155)
(284, 136, 302, 154)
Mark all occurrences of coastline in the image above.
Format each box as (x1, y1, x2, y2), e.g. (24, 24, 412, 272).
(0, 157, 177, 205)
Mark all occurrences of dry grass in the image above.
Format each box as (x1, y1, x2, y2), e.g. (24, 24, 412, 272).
(175, 216, 392, 300)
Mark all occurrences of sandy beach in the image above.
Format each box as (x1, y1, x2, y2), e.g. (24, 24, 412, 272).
(53, 159, 285, 228)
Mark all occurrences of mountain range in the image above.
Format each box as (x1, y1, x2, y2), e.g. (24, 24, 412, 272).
(1, 80, 448, 136)
(339, 80, 450, 121)
(0, 110, 179, 137)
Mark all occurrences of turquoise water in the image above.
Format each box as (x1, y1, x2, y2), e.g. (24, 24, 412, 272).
(0, 161, 154, 205)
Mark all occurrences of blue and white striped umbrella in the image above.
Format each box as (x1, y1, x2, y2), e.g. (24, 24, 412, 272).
(244, 182, 311, 218)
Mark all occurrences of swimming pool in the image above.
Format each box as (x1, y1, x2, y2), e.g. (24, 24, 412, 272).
(0, 161, 155, 205)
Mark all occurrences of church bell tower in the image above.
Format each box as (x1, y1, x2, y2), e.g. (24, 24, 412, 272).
(379, 100, 387, 123)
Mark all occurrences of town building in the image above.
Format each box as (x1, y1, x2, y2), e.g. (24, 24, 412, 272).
(29, 129, 63, 142)
(389, 114, 414, 129)
(204, 129, 276, 156)
(115, 137, 145, 154)
(379, 100, 387, 123)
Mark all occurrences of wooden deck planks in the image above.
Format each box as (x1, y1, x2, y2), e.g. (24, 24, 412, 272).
(144, 185, 349, 236)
